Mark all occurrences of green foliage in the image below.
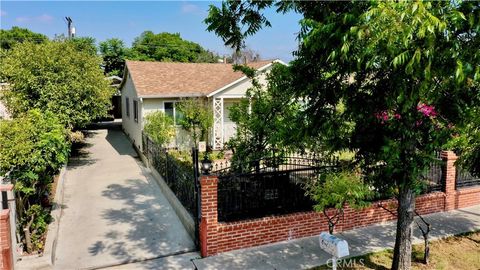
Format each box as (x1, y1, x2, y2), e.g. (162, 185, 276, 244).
(0, 109, 70, 252)
(99, 38, 128, 76)
(167, 149, 194, 172)
(226, 63, 304, 171)
(205, 1, 273, 51)
(176, 98, 213, 147)
(0, 40, 114, 128)
(207, 0, 480, 191)
(309, 171, 373, 212)
(306, 170, 373, 233)
(67, 36, 97, 56)
(206, 1, 480, 266)
(0, 26, 48, 50)
(143, 110, 175, 146)
(446, 107, 480, 177)
(128, 31, 218, 62)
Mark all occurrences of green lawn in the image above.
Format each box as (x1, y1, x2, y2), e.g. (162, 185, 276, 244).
(315, 231, 480, 270)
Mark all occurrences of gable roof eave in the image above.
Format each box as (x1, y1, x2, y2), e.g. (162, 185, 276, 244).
(206, 59, 285, 98)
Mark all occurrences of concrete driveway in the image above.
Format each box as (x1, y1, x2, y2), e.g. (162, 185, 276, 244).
(54, 124, 196, 269)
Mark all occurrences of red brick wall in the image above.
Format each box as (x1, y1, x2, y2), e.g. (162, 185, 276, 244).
(199, 151, 480, 257)
(453, 186, 480, 209)
(0, 209, 12, 270)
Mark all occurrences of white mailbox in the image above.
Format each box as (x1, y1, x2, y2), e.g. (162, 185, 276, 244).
(319, 232, 349, 258)
(198, 141, 206, 152)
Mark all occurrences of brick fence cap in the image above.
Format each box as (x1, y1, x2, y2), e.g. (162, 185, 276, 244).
(440, 150, 458, 159)
(0, 209, 10, 219)
(0, 184, 13, 191)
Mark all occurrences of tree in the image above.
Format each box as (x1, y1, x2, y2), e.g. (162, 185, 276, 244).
(143, 111, 175, 146)
(0, 40, 114, 129)
(307, 171, 373, 234)
(206, 1, 480, 269)
(176, 98, 213, 148)
(225, 63, 304, 171)
(99, 38, 128, 76)
(0, 26, 48, 50)
(129, 31, 219, 62)
(0, 110, 70, 252)
(68, 36, 97, 56)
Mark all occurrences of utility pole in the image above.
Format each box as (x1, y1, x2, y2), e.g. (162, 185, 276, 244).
(65, 17, 75, 38)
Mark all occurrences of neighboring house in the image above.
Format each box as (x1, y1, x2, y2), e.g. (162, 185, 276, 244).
(120, 59, 284, 151)
(106, 75, 123, 119)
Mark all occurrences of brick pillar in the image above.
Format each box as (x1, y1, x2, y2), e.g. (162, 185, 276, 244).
(199, 175, 218, 257)
(441, 150, 458, 211)
(0, 209, 12, 270)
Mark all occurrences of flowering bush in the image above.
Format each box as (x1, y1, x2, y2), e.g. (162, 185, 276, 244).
(417, 103, 437, 118)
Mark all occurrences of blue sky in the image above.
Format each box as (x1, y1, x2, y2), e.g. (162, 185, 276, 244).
(0, 1, 302, 62)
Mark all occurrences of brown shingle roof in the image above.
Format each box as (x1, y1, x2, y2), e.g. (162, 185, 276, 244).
(125, 60, 273, 97)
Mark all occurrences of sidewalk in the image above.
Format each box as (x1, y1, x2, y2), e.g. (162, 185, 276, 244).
(191, 205, 480, 270)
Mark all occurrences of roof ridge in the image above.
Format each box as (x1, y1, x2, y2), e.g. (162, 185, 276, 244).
(125, 59, 274, 65)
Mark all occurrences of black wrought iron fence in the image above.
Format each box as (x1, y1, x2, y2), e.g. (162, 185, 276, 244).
(421, 151, 444, 192)
(456, 167, 480, 189)
(142, 133, 196, 217)
(215, 154, 340, 222)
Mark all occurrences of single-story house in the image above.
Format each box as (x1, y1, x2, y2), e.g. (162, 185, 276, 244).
(120, 59, 284, 151)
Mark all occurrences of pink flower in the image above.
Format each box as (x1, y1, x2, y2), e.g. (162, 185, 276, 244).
(394, 113, 401, 120)
(417, 103, 437, 117)
(374, 111, 389, 123)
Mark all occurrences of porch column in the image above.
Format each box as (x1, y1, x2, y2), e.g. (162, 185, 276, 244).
(213, 98, 224, 149)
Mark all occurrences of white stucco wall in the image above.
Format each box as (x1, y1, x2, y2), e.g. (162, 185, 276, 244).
(121, 73, 143, 151)
(210, 68, 271, 148)
(213, 72, 268, 98)
(143, 98, 194, 149)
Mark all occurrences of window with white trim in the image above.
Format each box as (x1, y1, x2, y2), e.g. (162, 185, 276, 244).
(164, 101, 183, 125)
(133, 100, 138, 123)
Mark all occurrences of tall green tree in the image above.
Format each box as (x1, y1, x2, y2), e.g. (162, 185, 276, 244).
(129, 31, 218, 62)
(99, 38, 129, 76)
(226, 63, 304, 171)
(0, 40, 114, 128)
(206, 1, 480, 269)
(68, 36, 97, 56)
(176, 97, 213, 148)
(0, 26, 48, 50)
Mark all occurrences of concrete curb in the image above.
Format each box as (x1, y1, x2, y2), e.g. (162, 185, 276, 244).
(144, 163, 196, 241)
(133, 141, 196, 241)
(43, 163, 68, 266)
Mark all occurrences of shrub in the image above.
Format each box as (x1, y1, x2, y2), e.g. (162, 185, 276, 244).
(0, 109, 70, 252)
(144, 110, 175, 146)
(306, 170, 373, 233)
(0, 40, 114, 129)
(176, 97, 213, 147)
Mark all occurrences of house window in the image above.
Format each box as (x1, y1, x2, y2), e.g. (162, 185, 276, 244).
(125, 97, 130, 117)
(164, 101, 183, 125)
(133, 100, 138, 123)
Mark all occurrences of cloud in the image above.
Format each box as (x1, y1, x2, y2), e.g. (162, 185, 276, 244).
(0, 10, 6, 17)
(15, 14, 53, 24)
(181, 2, 205, 16)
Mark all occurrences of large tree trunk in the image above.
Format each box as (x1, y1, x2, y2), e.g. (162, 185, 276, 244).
(392, 186, 416, 270)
